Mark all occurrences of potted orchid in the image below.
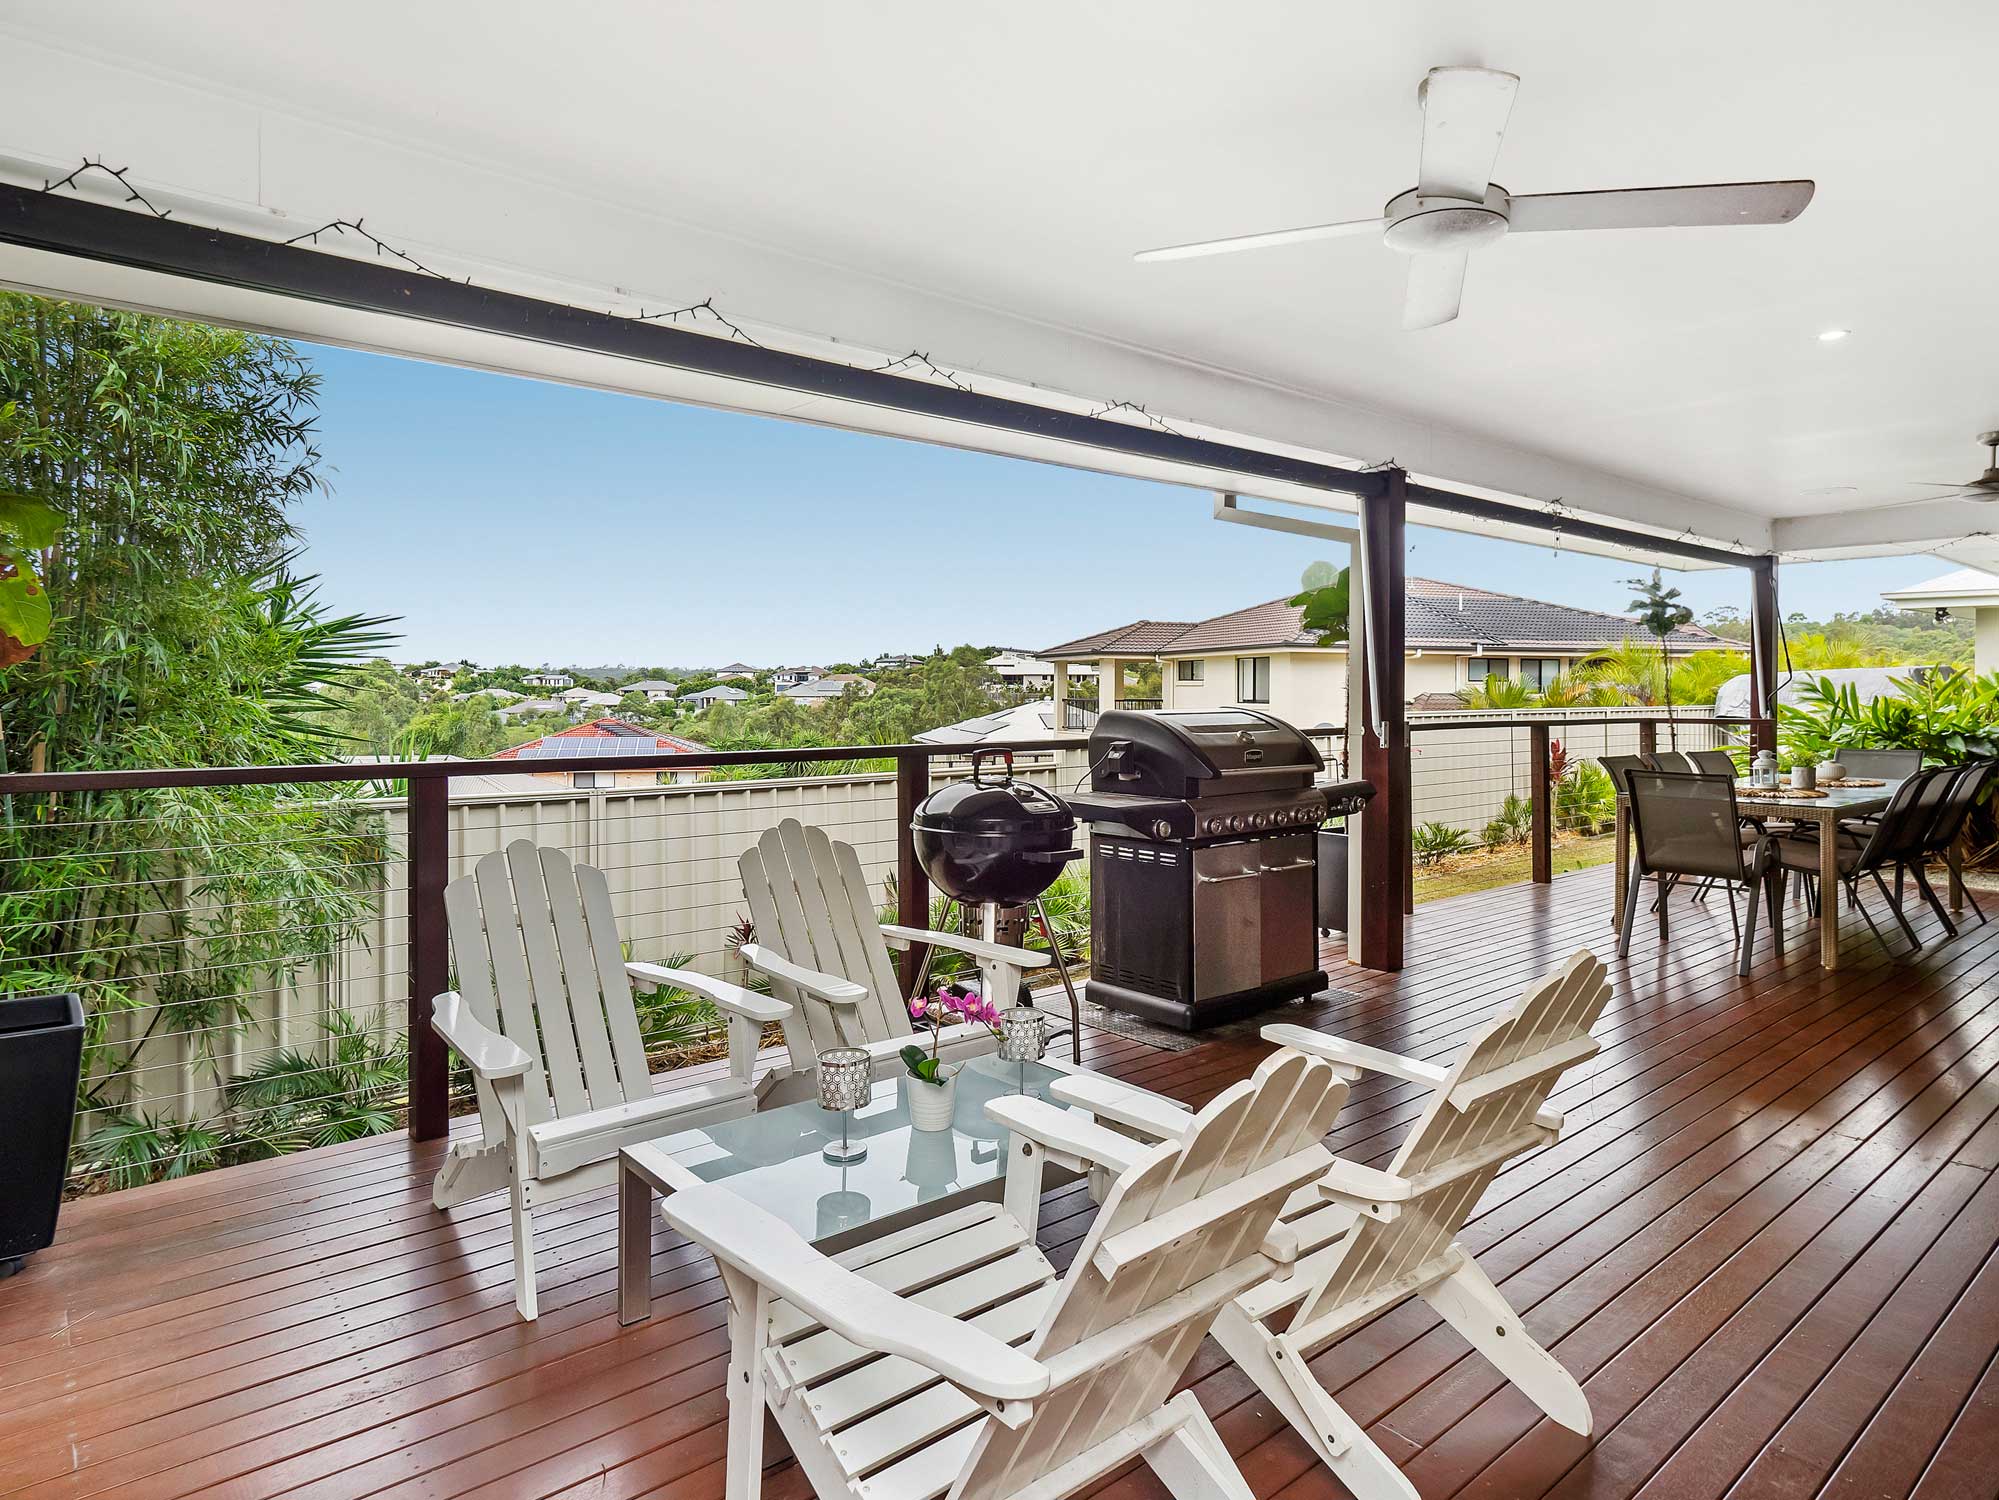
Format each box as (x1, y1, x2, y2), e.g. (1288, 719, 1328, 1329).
(900, 981, 1004, 1131)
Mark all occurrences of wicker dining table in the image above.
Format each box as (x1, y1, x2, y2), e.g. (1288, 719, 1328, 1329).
(1612, 776, 1963, 971)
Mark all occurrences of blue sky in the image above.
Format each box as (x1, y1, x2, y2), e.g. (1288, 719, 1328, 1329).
(297, 344, 1942, 667)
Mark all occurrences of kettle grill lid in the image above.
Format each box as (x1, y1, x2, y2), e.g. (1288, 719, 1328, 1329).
(912, 776, 1073, 836)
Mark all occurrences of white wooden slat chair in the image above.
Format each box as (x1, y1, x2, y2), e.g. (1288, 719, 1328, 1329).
(1041, 949, 1612, 1500)
(737, 818, 1048, 1090)
(663, 1045, 1348, 1500)
(430, 840, 796, 1320)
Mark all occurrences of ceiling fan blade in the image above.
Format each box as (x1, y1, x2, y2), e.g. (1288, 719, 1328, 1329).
(1880, 490, 1987, 507)
(1416, 66, 1519, 200)
(1913, 480, 1981, 489)
(1508, 180, 1815, 233)
(1404, 252, 1468, 329)
(1133, 217, 1380, 263)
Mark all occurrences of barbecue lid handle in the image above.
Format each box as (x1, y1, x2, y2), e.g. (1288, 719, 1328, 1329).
(970, 747, 1014, 786)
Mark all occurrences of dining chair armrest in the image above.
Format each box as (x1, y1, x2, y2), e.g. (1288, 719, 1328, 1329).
(431, 990, 533, 1080)
(1049, 1072, 1195, 1142)
(626, 963, 792, 1025)
(737, 944, 870, 1006)
(1260, 1024, 1450, 1089)
(663, 1185, 1050, 1402)
(879, 924, 1049, 971)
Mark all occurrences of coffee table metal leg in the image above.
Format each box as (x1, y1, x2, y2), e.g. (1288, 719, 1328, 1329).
(619, 1159, 652, 1325)
(1818, 816, 1841, 971)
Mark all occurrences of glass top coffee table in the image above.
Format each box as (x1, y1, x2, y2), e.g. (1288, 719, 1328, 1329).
(618, 1053, 1069, 1324)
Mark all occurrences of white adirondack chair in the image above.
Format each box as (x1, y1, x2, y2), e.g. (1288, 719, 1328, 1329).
(736, 819, 1048, 1089)
(1046, 949, 1612, 1500)
(663, 1045, 1348, 1500)
(430, 840, 795, 1320)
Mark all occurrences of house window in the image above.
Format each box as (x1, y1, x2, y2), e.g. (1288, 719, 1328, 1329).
(1467, 656, 1510, 684)
(1236, 656, 1270, 704)
(1519, 657, 1563, 690)
(1175, 659, 1204, 684)
(573, 771, 613, 789)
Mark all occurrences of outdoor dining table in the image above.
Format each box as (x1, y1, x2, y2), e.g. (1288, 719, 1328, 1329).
(1613, 775, 1962, 972)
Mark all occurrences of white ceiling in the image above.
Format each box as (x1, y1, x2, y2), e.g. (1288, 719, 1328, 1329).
(2, 0, 1995, 569)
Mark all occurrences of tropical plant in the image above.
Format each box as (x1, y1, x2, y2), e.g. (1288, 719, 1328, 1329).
(1779, 670, 1999, 765)
(1290, 560, 1351, 646)
(1536, 670, 1629, 708)
(1554, 760, 1618, 836)
(0, 294, 400, 1167)
(1624, 569, 1696, 748)
(1412, 820, 1475, 865)
(0, 481, 59, 666)
(75, 1112, 225, 1192)
(1460, 675, 1536, 710)
(1482, 794, 1534, 847)
(226, 1012, 408, 1155)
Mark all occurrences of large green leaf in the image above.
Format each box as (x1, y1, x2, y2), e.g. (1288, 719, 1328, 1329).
(0, 547, 51, 648)
(0, 493, 61, 549)
(1289, 563, 1351, 646)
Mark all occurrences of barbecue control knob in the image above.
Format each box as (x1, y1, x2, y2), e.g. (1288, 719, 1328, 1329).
(1227, 815, 1246, 832)
(1205, 816, 1225, 834)
(1153, 819, 1175, 840)
(1249, 812, 1268, 829)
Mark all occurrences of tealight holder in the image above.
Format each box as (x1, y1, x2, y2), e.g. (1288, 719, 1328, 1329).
(816, 1046, 871, 1163)
(998, 1007, 1048, 1093)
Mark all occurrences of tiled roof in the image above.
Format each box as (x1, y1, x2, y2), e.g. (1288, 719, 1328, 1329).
(1041, 619, 1198, 658)
(495, 719, 710, 760)
(1051, 579, 1726, 659)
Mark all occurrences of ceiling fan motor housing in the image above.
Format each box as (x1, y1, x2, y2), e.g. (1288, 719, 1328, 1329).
(1383, 185, 1511, 255)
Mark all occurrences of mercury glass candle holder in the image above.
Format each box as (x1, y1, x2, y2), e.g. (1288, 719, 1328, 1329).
(817, 1046, 871, 1163)
(998, 1007, 1048, 1093)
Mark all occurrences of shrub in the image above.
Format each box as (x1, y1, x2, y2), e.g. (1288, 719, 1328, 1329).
(1482, 794, 1534, 847)
(1413, 821, 1475, 865)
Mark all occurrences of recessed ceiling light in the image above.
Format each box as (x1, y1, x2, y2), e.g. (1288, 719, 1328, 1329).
(1818, 328, 1850, 342)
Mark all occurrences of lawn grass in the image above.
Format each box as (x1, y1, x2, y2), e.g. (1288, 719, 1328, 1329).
(1413, 833, 1618, 904)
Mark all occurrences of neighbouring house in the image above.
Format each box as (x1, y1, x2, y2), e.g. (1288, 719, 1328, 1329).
(779, 672, 873, 705)
(1882, 567, 1999, 672)
(916, 698, 1097, 744)
(461, 686, 524, 702)
(494, 697, 564, 721)
(417, 661, 467, 682)
(984, 651, 1095, 691)
(560, 686, 623, 713)
(522, 670, 574, 688)
(712, 662, 758, 681)
(871, 652, 918, 671)
(771, 665, 823, 690)
(1041, 579, 1729, 728)
(682, 683, 750, 709)
(622, 679, 679, 703)
(493, 717, 713, 788)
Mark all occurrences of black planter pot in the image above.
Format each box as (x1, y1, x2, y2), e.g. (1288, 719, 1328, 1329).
(0, 992, 84, 1277)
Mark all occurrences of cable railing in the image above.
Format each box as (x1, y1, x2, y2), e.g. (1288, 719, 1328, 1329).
(0, 711, 1729, 1193)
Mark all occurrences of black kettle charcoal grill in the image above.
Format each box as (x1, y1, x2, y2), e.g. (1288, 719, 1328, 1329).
(910, 748, 1085, 1059)
(1066, 709, 1374, 1031)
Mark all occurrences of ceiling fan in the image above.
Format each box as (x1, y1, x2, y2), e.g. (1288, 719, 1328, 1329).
(1887, 432, 1999, 505)
(1134, 66, 1815, 329)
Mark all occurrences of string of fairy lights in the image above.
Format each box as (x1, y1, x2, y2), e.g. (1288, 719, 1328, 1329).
(31, 157, 1999, 572)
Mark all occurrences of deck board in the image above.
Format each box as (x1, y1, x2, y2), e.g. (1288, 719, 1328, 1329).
(4, 865, 1997, 1499)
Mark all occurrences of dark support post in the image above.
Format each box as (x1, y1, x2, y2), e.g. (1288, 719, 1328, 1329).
(1749, 555, 1780, 755)
(1638, 720, 1657, 759)
(407, 776, 451, 1142)
(895, 752, 931, 994)
(1530, 723, 1553, 884)
(1357, 471, 1409, 971)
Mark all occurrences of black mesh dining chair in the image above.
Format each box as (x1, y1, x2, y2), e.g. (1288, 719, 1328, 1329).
(1620, 771, 1781, 977)
(1599, 754, 1651, 795)
(1688, 749, 1739, 777)
(1766, 766, 1959, 956)
(1909, 760, 1998, 936)
(1648, 750, 1697, 772)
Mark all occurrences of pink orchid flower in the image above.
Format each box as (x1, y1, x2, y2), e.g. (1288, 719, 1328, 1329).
(908, 996, 928, 1019)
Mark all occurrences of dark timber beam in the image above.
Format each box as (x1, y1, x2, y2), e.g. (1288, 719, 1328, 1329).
(1749, 555, 1781, 754)
(1356, 471, 1409, 971)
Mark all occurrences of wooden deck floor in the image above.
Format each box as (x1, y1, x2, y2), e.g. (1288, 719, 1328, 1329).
(6, 865, 1999, 1500)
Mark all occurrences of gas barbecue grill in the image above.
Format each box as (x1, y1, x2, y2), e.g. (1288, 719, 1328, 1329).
(1066, 709, 1374, 1030)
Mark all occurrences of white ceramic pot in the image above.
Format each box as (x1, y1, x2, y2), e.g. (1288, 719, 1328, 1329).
(907, 1071, 958, 1132)
(1816, 759, 1846, 783)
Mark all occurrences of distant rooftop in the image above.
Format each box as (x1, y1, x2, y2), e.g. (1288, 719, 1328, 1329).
(494, 718, 710, 761)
